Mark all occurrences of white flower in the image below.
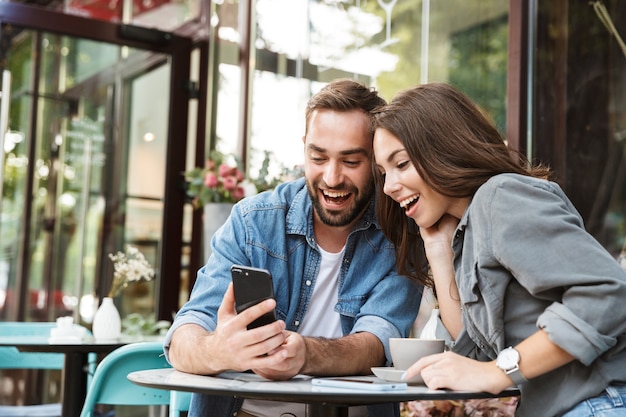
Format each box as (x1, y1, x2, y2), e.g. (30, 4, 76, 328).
(107, 245, 155, 297)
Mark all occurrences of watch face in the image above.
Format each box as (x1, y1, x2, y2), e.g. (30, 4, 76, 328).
(497, 347, 520, 370)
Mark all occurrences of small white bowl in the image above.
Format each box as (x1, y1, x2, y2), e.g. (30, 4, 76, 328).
(371, 366, 424, 385)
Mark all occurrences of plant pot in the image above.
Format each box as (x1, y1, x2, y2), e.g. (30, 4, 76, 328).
(203, 203, 234, 262)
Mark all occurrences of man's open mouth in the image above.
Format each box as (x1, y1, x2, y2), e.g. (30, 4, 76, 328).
(322, 190, 351, 205)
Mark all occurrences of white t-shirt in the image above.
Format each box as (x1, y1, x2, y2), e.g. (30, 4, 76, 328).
(242, 246, 367, 417)
(297, 245, 343, 338)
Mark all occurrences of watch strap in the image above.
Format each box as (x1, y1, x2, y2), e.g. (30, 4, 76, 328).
(497, 347, 528, 386)
(506, 367, 527, 386)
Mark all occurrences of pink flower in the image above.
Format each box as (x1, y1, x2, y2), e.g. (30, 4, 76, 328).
(222, 175, 238, 191)
(218, 163, 235, 178)
(186, 150, 302, 206)
(231, 186, 245, 201)
(204, 172, 219, 188)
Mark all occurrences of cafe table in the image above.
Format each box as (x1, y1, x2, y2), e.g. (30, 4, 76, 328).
(128, 368, 521, 417)
(0, 334, 131, 417)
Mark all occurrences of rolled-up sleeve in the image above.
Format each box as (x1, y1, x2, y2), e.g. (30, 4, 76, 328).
(482, 177, 626, 362)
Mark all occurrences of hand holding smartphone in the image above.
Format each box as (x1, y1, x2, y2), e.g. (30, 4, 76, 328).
(231, 265, 277, 330)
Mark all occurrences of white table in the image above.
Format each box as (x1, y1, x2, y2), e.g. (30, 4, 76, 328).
(0, 335, 126, 417)
(128, 368, 520, 417)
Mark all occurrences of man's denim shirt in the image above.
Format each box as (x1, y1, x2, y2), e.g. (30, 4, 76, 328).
(164, 178, 422, 417)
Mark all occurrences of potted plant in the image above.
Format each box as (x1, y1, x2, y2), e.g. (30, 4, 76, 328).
(184, 149, 305, 207)
(185, 150, 303, 260)
(92, 245, 155, 341)
(184, 150, 249, 208)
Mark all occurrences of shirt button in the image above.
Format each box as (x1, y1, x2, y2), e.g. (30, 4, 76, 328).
(305, 280, 312, 286)
(294, 320, 300, 326)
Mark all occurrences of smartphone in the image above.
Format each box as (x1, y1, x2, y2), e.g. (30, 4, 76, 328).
(311, 377, 408, 392)
(231, 265, 277, 330)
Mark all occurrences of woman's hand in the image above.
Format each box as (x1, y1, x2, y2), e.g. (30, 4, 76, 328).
(403, 351, 512, 395)
(420, 214, 463, 337)
(420, 214, 458, 261)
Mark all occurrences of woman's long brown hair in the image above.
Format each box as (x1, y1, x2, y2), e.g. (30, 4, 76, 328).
(372, 83, 551, 287)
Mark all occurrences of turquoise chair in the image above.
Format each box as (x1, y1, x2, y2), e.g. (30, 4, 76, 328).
(0, 322, 70, 417)
(168, 390, 191, 417)
(79, 341, 190, 417)
(0, 322, 65, 370)
(0, 321, 97, 372)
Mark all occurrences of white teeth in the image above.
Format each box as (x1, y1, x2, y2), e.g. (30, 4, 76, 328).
(324, 190, 349, 198)
(399, 195, 419, 208)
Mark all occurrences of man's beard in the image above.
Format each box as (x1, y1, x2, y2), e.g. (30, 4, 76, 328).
(306, 178, 374, 227)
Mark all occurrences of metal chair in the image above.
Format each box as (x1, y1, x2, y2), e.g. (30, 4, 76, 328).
(0, 322, 65, 369)
(168, 390, 191, 417)
(0, 322, 67, 417)
(79, 341, 189, 417)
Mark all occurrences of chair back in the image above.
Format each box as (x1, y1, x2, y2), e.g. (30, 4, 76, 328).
(79, 341, 174, 417)
(0, 322, 64, 370)
(0, 322, 66, 417)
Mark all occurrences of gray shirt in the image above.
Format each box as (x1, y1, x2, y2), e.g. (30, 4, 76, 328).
(435, 173, 626, 417)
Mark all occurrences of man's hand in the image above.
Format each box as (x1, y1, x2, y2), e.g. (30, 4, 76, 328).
(168, 283, 287, 375)
(252, 331, 306, 380)
(252, 331, 385, 381)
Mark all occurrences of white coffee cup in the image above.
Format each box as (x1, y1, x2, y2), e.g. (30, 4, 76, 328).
(389, 338, 445, 370)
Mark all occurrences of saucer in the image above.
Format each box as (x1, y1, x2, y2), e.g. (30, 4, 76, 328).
(371, 367, 424, 385)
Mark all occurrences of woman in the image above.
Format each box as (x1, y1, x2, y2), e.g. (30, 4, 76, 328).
(372, 83, 626, 417)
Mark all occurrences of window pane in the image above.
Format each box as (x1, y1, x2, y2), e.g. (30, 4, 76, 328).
(239, 0, 510, 173)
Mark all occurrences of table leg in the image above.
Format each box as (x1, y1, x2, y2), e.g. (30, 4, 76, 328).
(305, 403, 349, 417)
(61, 351, 89, 417)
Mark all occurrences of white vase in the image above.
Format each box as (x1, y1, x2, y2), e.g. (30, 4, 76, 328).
(203, 203, 234, 262)
(92, 297, 122, 342)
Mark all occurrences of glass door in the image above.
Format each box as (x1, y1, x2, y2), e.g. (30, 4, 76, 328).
(0, 3, 195, 325)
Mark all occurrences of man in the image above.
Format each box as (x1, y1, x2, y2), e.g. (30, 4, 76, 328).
(164, 79, 422, 417)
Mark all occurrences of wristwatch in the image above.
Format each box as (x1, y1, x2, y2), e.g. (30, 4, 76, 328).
(496, 346, 527, 386)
